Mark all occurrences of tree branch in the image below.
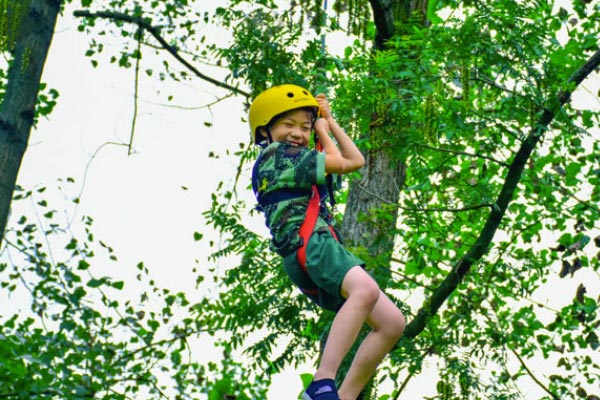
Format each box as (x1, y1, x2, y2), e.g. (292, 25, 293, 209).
(401, 48, 600, 340)
(415, 143, 510, 167)
(392, 370, 415, 400)
(368, 0, 395, 49)
(510, 348, 560, 400)
(72, 9, 250, 98)
(128, 27, 142, 156)
(0, 389, 63, 399)
(357, 181, 494, 212)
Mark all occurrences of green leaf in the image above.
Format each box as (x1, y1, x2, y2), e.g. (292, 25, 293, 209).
(300, 373, 313, 389)
(112, 281, 124, 290)
(87, 277, 106, 288)
(427, 0, 442, 24)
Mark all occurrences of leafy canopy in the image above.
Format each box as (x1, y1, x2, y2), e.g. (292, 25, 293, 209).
(1, 0, 599, 399)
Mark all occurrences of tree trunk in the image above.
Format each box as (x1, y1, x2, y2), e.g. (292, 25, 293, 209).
(342, 149, 406, 270)
(0, 0, 59, 246)
(342, 0, 427, 269)
(330, 1, 427, 398)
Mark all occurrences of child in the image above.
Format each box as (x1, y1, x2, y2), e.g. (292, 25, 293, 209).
(249, 84, 405, 400)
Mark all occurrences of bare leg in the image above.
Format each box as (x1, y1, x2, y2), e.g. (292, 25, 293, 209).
(313, 266, 380, 381)
(338, 292, 405, 400)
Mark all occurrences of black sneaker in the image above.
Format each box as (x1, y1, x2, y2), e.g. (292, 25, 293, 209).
(302, 379, 340, 400)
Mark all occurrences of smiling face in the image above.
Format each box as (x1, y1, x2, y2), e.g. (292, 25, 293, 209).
(261, 108, 314, 147)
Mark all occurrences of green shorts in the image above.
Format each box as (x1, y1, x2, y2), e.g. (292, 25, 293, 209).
(282, 229, 364, 312)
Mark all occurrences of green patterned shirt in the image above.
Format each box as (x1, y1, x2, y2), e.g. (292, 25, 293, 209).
(253, 142, 332, 255)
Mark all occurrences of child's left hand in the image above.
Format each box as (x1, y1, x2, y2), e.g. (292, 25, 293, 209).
(315, 93, 332, 120)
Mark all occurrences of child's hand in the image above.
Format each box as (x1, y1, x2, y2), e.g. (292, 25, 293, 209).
(315, 93, 332, 120)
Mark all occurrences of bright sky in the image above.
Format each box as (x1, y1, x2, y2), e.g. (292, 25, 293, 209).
(3, 1, 599, 399)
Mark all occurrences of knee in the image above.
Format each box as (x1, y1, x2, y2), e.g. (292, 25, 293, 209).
(360, 279, 381, 309)
(387, 309, 406, 340)
(342, 267, 380, 303)
(349, 278, 380, 310)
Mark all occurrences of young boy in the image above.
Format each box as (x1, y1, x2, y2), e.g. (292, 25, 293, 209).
(249, 84, 405, 400)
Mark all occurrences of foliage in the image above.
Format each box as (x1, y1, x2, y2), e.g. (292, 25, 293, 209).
(200, 0, 600, 398)
(0, 180, 268, 399)
(385, 2, 600, 396)
(0, 0, 599, 399)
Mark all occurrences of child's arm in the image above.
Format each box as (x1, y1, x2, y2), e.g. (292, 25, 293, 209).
(314, 94, 365, 175)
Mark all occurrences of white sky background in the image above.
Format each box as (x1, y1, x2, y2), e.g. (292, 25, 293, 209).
(2, 0, 599, 399)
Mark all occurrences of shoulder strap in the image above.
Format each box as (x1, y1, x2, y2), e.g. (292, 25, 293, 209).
(296, 185, 320, 271)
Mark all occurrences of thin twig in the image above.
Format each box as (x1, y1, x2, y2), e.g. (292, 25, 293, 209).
(480, 305, 559, 400)
(510, 348, 560, 400)
(474, 73, 514, 94)
(115, 327, 212, 364)
(415, 143, 510, 167)
(387, 258, 437, 290)
(358, 182, 493, 212)
(68, 141, 130, 229)
(393, 370, 415, 400)
(128, 27, 143, 156)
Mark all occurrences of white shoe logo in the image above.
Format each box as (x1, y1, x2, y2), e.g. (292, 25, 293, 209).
(314, 386, 333, 395)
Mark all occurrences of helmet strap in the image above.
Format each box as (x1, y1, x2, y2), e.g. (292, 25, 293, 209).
(263, 127, 274, 146)
(256, 127, 273, 147)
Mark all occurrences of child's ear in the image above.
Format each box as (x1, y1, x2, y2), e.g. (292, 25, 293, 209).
(258, 128, 268, 138)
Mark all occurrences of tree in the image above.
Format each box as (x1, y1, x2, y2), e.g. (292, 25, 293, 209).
(0, 0, 60, 247)
(197, 0, 600, 398)
(1, 0, 599, 398)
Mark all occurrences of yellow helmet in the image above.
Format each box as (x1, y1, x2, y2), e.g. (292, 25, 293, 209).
(249, 84, 319, 145)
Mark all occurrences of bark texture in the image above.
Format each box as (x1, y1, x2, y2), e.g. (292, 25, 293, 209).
(333, 1, 424, 398)
(341, 0, 427, 273)
(0, 0, 59, 246)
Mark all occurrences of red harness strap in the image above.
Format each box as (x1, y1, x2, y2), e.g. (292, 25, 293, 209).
(295, 141, 339, 296)
(296, 183, 339, 299)
(296, 185, 321, 272)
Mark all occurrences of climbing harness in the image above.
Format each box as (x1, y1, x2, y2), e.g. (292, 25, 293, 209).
(295, 141, 339, 272)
